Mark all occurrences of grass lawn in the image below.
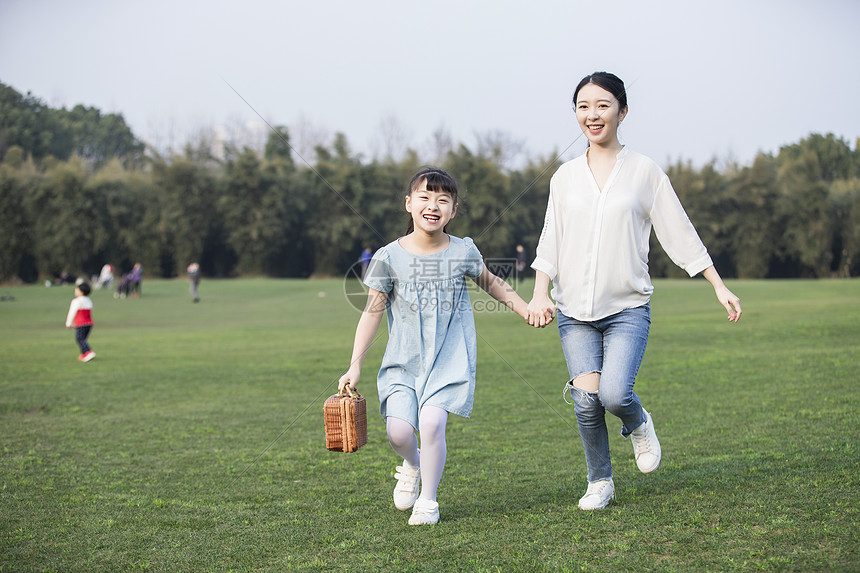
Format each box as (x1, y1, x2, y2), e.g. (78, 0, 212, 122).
(1, 277, 858, 572)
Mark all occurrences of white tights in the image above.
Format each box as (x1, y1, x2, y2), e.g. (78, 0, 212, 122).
(386, 405, 449, 502)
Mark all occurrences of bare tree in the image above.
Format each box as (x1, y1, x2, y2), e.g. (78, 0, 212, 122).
(290, 114, 333, 165)
(370, 112, 413, 163)
(144, 116, 180, 157)
(424, 124, 454, 166)
(473, 129, 526, 171)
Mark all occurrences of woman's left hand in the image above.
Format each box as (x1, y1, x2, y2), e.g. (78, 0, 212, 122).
(715, 285, 742, 323)
(701, 266, 742, 323)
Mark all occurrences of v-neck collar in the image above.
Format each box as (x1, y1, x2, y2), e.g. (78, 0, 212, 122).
(585, 146, 627, 194)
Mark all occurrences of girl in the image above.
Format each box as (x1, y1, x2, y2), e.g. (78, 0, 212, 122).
(66, 282, 96, 362)
(338, 167, 537, 526)
(528, 72, 742, 510)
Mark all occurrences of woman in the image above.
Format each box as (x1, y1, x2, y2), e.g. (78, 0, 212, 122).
(527, 72, 741, 510)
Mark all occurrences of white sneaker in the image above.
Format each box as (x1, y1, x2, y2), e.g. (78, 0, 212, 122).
(631, 410, 661, 473)
(393, 460, 420, 510)
(578, 478, 615, 510)
(408, 498, 439, 525)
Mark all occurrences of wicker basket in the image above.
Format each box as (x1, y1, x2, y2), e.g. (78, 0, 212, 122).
(324, 387, 367, 453)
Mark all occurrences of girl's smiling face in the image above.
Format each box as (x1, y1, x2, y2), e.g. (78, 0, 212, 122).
(575, 83, 627, 147)
(405, 179, 457, 235)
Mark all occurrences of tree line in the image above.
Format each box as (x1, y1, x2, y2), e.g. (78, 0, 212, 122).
(1, 82, 859, 283)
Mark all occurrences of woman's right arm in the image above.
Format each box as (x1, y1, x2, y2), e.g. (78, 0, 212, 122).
(528, 179, 560, 328)
(338, 288, 387, 391)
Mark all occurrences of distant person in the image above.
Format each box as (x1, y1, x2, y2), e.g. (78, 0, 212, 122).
(338, 168, 539, 526)
(360, 247, 373, 279)
(57, 270, 75, 285)
(65, 282, 96, 362)
(515, 243, 528, 281)
(130, 263, 143, 297)
(96, 264, 114, 290)
(528, 72, 742, 511)
(113, 271, 134, 298)
(115, 272, 132, 299)
(187, 262, 201, 302)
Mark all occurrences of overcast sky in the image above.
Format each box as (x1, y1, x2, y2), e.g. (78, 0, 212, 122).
(2, 0, 859, 168)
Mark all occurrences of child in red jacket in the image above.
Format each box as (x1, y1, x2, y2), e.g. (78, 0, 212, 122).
(66, 282, 95, 362)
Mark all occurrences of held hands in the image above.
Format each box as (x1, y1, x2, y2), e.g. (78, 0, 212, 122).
(527, 294, 557, 328)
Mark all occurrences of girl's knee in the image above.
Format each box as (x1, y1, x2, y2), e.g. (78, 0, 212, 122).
(418, 406, 448, 439)
(387, 432, 407, 449)
(386, 418, 416, 448)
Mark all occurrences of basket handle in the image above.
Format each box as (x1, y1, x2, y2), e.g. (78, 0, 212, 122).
(339, 386, 363, 399)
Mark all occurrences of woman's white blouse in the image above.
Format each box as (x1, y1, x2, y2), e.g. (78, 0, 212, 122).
(532, 147, 712, 321)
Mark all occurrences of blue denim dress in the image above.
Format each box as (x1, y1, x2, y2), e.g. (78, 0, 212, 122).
(363, 236, 484, 429)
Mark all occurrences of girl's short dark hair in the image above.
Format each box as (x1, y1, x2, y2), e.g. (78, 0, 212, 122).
(78, 282, 91, 296)
(405, 168, 460, 234)
(407, 168, 459, 200)
(573, 71, 628, 110)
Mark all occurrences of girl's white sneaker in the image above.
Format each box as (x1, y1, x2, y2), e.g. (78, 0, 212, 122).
(578, 478, 615, 510)
(408, 498, 439, 525)
(393, 461, 421, 510)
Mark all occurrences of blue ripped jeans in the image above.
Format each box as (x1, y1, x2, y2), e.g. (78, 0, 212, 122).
(558, 304, 650, 483)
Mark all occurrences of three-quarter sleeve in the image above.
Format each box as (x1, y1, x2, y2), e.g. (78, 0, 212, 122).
(649, 174, 713, 277)
(531, 184, 561, 280)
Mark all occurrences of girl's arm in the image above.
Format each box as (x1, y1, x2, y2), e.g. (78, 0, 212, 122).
(527, 270, 556, 328)
(701, 265, 742, 323)
(473, 264, 531, 322)
(65, 299, 78, 328)
(338, 288, 387, 391)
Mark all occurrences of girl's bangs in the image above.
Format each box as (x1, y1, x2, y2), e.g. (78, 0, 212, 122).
(422, 171, 458, 198)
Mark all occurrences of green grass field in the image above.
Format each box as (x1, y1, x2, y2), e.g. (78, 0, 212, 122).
(1, 277, 858, 572)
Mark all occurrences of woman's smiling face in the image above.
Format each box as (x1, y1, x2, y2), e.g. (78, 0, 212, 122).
(575, 82, 627, 147)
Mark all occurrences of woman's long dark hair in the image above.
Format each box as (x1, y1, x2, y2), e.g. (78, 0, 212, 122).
(404, 167, 460, 234)
(572, 71, 628, 110)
